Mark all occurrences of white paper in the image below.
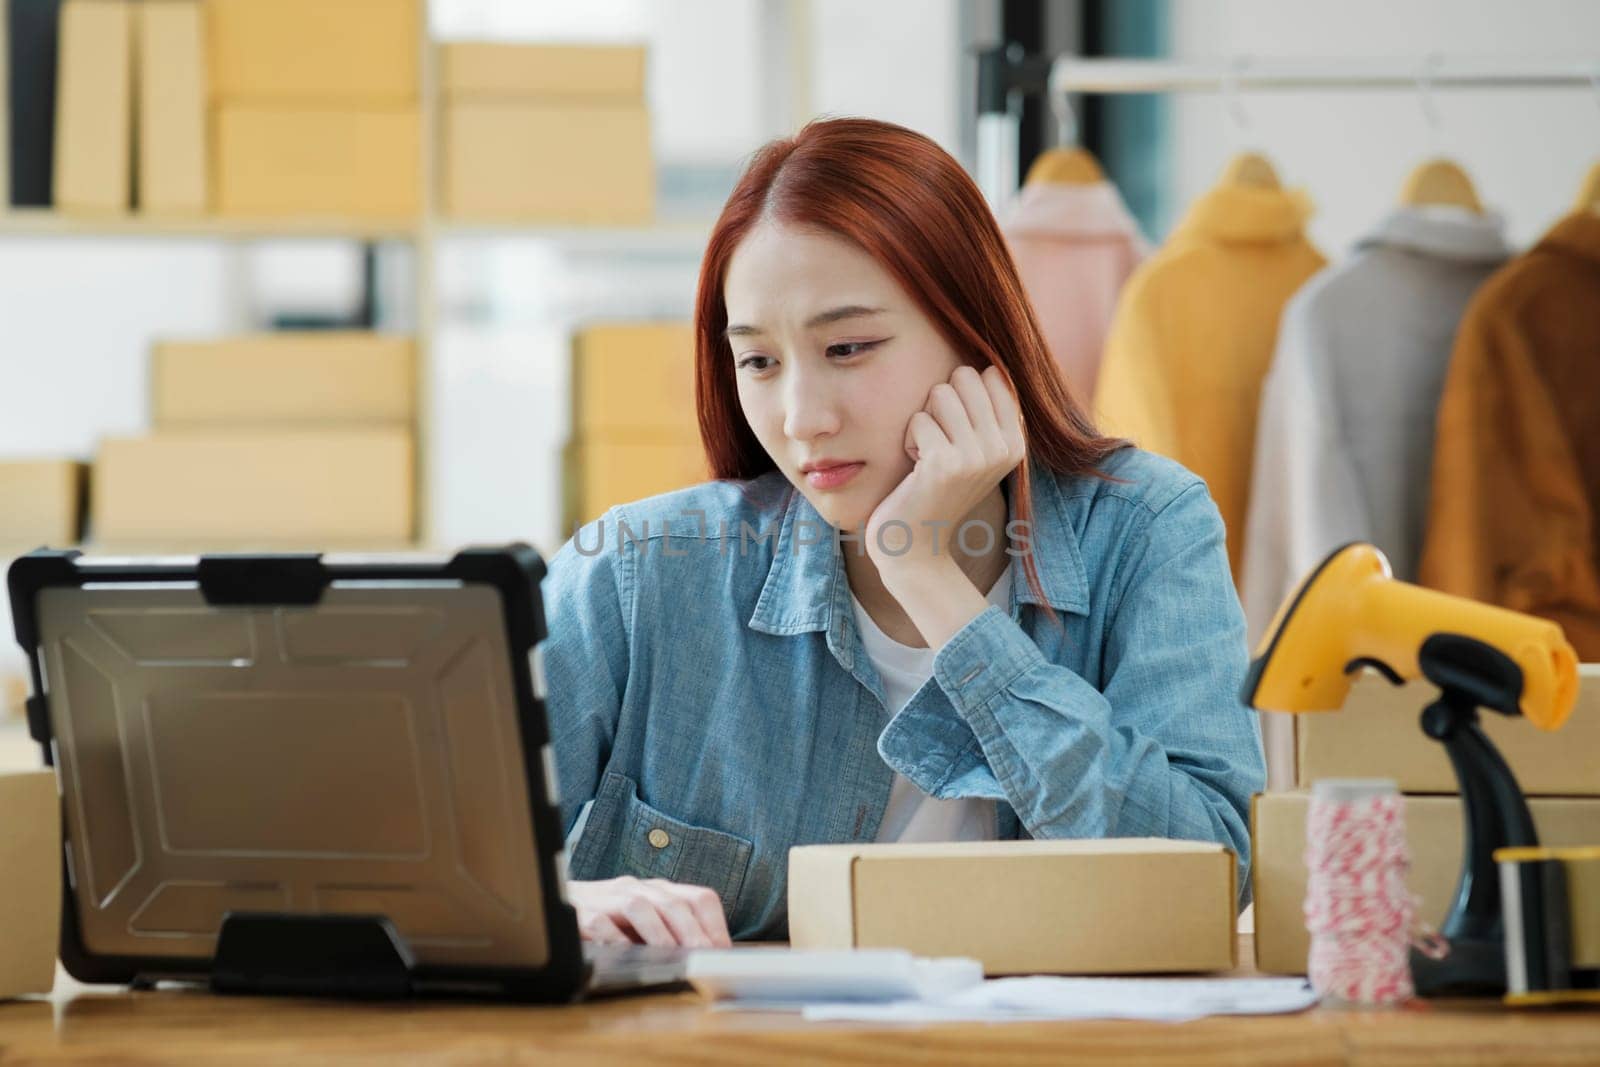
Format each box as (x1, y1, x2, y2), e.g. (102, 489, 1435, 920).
(798, 977, 1320, 1024)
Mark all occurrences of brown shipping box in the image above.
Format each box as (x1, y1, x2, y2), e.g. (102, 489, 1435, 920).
(0, 460, 85, 546)
(152, 333, 414, 425)
(208, 0, 418, 101)
(442, 101, 652, 224)
(1297, 666, 1600, 795)
(566, 435, 706, 530)
(439, 43, 645, 99)
(573, 323, 696, 435)
(215, 105, 419, 219)
(0, 770, 62, 1000)
(93, 429, 413, 546)
(54, 0, 132, 213)
(137, 0, 207, 214)
(1251, 791, 1600, 975)
(789, 840, 1238, 976)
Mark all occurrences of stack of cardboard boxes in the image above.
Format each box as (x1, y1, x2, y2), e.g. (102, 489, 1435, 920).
(1252, 666, 1600, 973)
(439, 43, 653, 224)
(92, 332, 415, 548)
(211, 0, 420, 219)
(565, 323, 703, 529)
(24, 4, 659, 224)
(51, 0, 207, 214)
(40, 0, 421, 218)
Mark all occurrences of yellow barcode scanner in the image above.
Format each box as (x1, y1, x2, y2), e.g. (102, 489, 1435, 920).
(1241, 543, 1590, 1002)
(1244, 542, 1577, 727)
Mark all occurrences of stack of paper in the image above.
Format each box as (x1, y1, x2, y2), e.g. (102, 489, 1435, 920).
(689, 948, 1319, 1024)
(802, 976, 1320, 1024)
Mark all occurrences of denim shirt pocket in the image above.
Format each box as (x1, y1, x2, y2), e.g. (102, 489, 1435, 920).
(573, 771, 755, 920)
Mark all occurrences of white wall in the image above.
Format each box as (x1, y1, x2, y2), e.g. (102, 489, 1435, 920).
(1167, 0, 1600, 252)
(0, 241, 239, 456)
(809, 0, 963, 155)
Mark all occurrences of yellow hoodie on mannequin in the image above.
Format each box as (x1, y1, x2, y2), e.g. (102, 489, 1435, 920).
(1094, 181, 1326, 583)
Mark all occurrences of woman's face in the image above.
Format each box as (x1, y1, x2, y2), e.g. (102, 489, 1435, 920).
(723, 220, 965, 532)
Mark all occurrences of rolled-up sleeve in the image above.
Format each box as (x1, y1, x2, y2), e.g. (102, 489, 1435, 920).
(930, 483, 1266, 906)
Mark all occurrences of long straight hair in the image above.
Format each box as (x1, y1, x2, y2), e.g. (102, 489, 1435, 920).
(692, 118, 1124, 611)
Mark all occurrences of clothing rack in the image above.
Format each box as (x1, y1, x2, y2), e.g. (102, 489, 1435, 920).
(975, 53, 1600, 207)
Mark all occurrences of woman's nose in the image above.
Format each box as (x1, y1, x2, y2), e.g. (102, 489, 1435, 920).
(782, 368, 842, 442)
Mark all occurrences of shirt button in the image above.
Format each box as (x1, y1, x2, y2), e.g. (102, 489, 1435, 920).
(647, 828, 671, 849)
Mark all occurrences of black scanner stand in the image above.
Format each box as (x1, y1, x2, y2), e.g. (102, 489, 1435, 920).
(1405, 632, 1541, 997)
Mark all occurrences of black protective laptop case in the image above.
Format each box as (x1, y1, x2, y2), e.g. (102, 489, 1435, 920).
(7, 544, 589, 1000)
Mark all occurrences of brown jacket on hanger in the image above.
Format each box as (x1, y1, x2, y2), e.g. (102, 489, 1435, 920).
(1420, 212, 1600, 657)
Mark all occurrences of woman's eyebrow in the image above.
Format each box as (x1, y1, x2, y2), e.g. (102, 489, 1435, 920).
(806, 305, 886, 329)
(723, 305, 886, 340)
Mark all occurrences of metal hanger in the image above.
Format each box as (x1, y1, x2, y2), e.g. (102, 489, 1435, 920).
(1024, 87, 1104, 186)
(1399, 53, 1485, 214)
(1219, 54, 1281, 189)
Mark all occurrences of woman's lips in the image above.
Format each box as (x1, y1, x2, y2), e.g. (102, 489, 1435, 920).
(804, 462, 864, 490)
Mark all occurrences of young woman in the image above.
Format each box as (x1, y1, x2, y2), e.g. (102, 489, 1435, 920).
(543, 118, 1266, 948)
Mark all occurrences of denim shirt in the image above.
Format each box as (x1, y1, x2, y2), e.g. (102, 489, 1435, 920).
(541, 445, 1266, 939)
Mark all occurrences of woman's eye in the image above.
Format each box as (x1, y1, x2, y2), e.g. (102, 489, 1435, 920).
(826, 340, 881, 359)
(737, 355, 775, 372)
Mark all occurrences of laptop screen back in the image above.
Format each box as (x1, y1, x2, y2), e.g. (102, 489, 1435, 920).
(34, 579, 551, 969)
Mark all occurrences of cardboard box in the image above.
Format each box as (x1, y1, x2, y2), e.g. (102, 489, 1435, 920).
(137, 0, 207, 214)
(0, 770, 62, 1000)
(0, 460, 85, 546)
(208, 0, 418, 101)
(566, 435, 706, 530)
(1297, 666, 1600, 795)
(3, 674, 28, 722)
(574, 323, 696, 435)
(93, 429, 413, 546)
(215, 104, 419, 219)
(441, 101, 652, 224)
(53, 0, 131, 212)
(789, 839, 1238, 976)
(152, 333, 414, 425)
(439, 43, 646, 100)
(1251, 791, 1600, 975)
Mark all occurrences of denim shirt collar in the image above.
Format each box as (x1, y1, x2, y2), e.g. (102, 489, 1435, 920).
(747, 462, 1092, 648)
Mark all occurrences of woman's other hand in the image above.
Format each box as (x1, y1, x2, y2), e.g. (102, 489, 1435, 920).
(865, 363, 1025, 571)
(567, 876, 733, 948)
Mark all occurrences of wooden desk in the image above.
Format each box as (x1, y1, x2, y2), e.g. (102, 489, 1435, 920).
(1, 937, 1597, 1065)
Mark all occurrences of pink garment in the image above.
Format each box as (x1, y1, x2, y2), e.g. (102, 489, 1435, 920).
(1002, 181, 1148, 404)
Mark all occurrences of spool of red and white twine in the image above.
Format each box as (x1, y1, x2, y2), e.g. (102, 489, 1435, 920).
(1303, 779, 1417, 1005)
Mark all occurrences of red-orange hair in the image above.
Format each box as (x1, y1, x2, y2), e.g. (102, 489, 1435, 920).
(693, 118, 1124, 612)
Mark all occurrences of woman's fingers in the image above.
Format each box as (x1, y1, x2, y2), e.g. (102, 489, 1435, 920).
(569, 877, 734, 948)
(904, 409, 950, 463)
(620, 896, 677, 947)
(982, 365, 1026, 461)
(925, 380, 979, 455)
(675, 884, 733, 947)
(951, 365, 1008, 461)
(645, 880, 721, 948)
(580, 911, 631, 945)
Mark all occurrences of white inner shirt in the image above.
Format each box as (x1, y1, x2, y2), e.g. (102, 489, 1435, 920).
(851, 561, 1011, 843)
